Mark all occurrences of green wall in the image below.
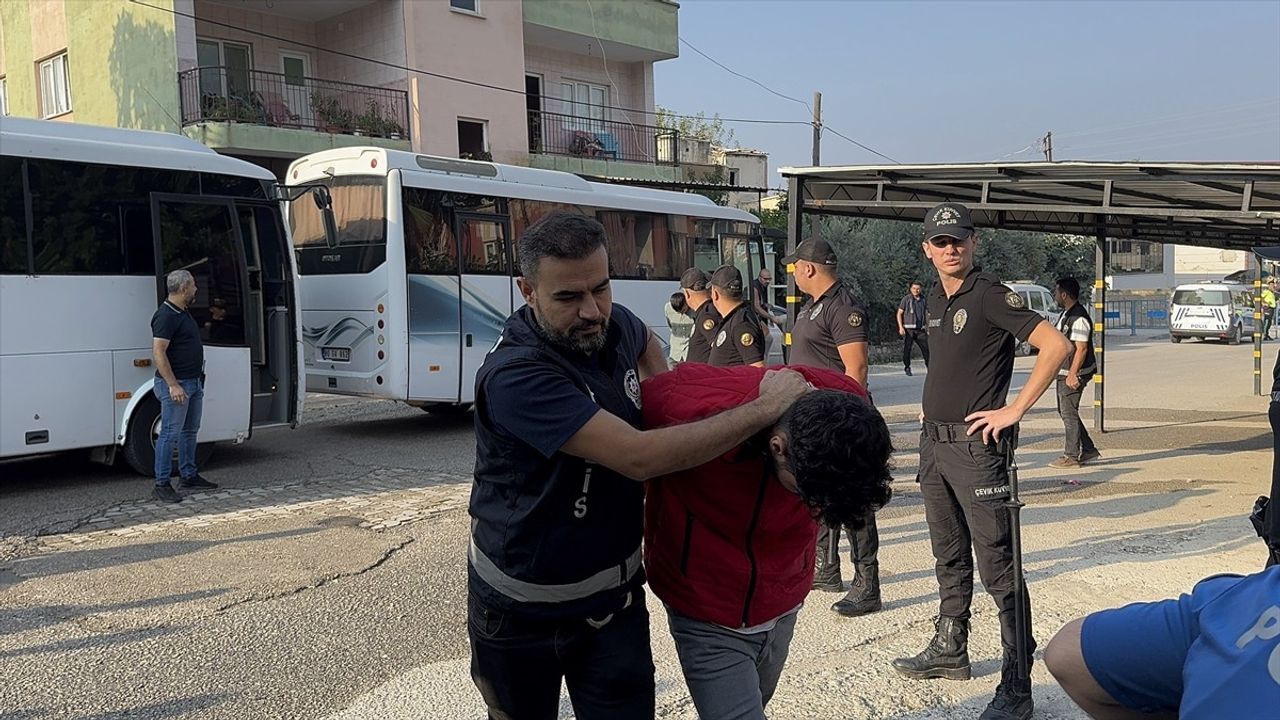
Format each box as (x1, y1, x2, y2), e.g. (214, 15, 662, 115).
(72, 0, 181, 131)
(523, 0, 678, 59)
(1, 1, 38, 117)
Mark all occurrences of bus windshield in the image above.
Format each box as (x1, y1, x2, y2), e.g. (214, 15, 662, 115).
(1172, 289, 1231, 306)
(291, 175, 386, 274)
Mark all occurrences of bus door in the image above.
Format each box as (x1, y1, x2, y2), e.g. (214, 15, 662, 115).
(149, 194, 253, 442)
(456, 212, 514, 403)
(234, 201, 300, 428)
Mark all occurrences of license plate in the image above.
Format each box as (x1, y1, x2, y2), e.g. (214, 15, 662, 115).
(321, 347, 351, 362)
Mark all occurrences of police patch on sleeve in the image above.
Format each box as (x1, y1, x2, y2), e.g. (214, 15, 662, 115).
(703, 318, 715, 331)
(740, 332, 754, 347)
(1005, 292, 1025, 309)
(847, 312, 864, 327)
(624, 369, 641, 409)
(715, 329, 727, 347)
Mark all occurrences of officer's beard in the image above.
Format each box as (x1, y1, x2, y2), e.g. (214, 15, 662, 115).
(534, 313, 610, 355)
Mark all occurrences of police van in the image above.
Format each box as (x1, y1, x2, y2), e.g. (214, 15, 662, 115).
(1004, 282, 1060, 356)
(1168, 281, 1255, 344)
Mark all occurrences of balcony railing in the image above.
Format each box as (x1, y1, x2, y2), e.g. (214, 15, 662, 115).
(528, 106, 677, 166)
(179, 66, 410, 141)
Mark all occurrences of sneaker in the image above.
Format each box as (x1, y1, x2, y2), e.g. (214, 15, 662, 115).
(904, 366, 913, 376)
(1079, 448, 1101, 463)
(178, 474, 218, 490)
(1048, 456, 1080, 469)
(152, 484, 183, 503)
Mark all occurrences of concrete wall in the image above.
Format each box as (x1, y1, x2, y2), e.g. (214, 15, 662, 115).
(523, 43, 650, 119)
(314, 1, 406, 90)
(716, 150, 769, 210)
(522, 0, 678, 59)
(404, 0, 526, 163)
(0, 1, 37, 117)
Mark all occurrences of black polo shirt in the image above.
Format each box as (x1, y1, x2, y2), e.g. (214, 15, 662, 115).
(789, 281, 868, 372)
(151, 301, 204, 380)
(708, 303, 765, 367)
(899, 293, 927, 330)
(922, 269, 1043, 423)
(686, 300, 722, 364)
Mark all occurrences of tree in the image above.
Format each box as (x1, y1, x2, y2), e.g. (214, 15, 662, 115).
(655, 107, 735, 147)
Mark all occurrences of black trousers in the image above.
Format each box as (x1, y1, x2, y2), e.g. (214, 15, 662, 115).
(1056, 376, 1097, 458)
(468, 586, 655, 720)
(816, 510, 879, 576)
(902, 329, 930, 368)
(1268, 401, 1280, 564)
(918, 433, 1034, 653)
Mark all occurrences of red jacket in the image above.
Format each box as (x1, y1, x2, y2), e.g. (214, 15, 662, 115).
(641, 363, 866, 628)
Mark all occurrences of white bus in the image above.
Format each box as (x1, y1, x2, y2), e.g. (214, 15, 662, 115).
(0, 117, 314, 474)
(286, 147, 768, 411)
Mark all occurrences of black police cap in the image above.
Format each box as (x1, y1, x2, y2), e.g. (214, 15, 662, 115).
(924, 202, 976, 241)
(709, 264, 743, 292)
(680, 267, 709, 291)
(782, 239, 838, 266)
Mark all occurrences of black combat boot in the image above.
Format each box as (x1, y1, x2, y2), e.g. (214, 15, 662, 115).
(831, 563, 882, 616)
(812, 532, 843, 591)
(979, 650, 1034, 720)
(891, 616, 971, 680)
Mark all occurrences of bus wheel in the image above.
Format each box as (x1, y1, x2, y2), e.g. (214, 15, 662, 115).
(418, 402, 472, 415)
(121, 399, 216, 476)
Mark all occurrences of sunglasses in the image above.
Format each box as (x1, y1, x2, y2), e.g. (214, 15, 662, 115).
(927, 235, 972, 248)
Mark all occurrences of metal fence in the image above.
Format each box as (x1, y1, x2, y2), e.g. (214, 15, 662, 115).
(1103, 298, 1170, 334)
(178, 67, 410, 140)
(528, 108, 677, 166)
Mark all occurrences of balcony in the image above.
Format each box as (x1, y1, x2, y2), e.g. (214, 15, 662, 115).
(178, 67, 411, 159)
(523, 0, 678, 62)
(527, 104, 680, 181)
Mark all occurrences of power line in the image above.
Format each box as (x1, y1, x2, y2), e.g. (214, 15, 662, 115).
(126, 0, 810, 128)
(678, 37, 812, 112)
(823, 126, 900, 164)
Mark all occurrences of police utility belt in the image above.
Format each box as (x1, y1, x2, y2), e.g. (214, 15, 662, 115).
(923, 421, 1019, 453)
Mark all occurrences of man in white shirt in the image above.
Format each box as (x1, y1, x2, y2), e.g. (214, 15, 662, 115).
(1049, 277, 1100, 469)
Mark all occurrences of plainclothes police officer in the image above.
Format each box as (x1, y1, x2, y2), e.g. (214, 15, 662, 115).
(469, 213, 809, 719)
(784, 238, 880, 617)
(892, 202, 1070, 720)
(682, 267, 720, 364)
(707, 265, 766, 368)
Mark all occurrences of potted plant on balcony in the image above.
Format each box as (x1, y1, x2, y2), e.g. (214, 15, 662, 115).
(311, 94, 352, 134)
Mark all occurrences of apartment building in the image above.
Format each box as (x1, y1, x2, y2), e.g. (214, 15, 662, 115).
(0, 0, 683, 181)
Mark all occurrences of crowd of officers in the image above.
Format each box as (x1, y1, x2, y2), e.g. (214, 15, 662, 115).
(469, 202, 1078, 720)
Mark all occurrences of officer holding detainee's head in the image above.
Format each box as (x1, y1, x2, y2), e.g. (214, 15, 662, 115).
(893, 202, 1071, 720)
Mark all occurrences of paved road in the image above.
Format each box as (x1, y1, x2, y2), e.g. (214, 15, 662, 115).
(1, 333, 1273, 719)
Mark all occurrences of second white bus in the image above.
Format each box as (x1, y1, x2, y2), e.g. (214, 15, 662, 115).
(286, 147, 768, 411)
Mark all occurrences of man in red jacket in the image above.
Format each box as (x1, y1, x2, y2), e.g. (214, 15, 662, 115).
(642, 363, 894, 718)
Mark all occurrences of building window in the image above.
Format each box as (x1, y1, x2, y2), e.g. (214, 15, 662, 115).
(38, 53, 72, 118)
(458, 119, 488, 160)
(450, 0, 479, 13)
(1108, 239, 1163, 274)
(560, 81, 608, 124)
(0, 77, 8, 116)
(196, 39, 253, 101)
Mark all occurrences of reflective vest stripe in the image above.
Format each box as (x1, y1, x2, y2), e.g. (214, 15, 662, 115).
(468, 538, 643, 604)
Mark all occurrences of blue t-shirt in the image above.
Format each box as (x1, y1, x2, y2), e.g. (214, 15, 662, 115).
(1081, 566, 1280, 719)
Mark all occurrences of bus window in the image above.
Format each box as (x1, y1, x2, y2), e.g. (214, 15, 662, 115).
(403, 187, 459, 275)
(460, 216, 509, 275)
(291, 175, 386, 275)
(597, 211, 685, 280)
(156, 200, 247, 347)
(0, 157, 27, 274)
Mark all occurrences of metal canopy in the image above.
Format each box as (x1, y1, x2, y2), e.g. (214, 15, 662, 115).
(778, 161, 1280, 250)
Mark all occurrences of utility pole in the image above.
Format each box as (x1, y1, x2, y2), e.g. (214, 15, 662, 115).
(811, 91, 822, 166)
(1042, 131, 1054, 162)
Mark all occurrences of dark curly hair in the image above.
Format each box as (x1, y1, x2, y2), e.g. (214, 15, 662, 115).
(778, 390, 894, 528)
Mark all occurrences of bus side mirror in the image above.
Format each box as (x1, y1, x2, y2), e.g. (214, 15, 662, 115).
(310, 186, 339, 250)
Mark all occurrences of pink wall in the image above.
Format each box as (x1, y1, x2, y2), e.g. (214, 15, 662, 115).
(523, 43, 652, 120)
(403, 0, 526, 163)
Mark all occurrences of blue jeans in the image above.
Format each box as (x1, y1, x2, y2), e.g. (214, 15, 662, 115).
(153, 377, 203, 486)
(666, 607, 798, 720)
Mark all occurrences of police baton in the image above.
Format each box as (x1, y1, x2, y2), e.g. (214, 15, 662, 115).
(1002, 424, 1031, 683)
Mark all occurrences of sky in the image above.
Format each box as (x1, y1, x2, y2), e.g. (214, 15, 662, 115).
(654, 0, 1280, 187)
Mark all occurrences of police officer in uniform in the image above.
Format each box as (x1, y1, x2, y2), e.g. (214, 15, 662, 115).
(707, 265, 766, 368)
(784, 238, 881, 617)
(469, 213, 809, 719)
(892, 202, 1070, 720)
(682, 267, 719, 364)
